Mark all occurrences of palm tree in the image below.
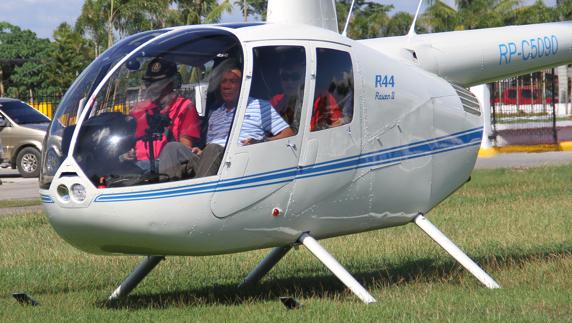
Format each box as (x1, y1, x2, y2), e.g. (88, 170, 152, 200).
(509, 0, 558, 25)
(173, 0, 233, 25)
(76, 0, 108, 57)
(336, 0, 393, 39)
(457, 0, 520, 29)
(234, 0, 267, 21)
(556, 0, 572, 20)
(421, 0, 459, 32)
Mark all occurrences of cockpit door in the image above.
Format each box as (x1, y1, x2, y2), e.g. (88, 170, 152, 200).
(211, 42, 310, 218)
(288, 44, 361, 217)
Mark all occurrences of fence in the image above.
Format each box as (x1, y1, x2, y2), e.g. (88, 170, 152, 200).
(490, 68, 572, 145)
(11, 90, 64, 119)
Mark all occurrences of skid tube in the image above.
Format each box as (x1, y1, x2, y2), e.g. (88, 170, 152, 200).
(240, 233, 376, 304)
(108, 256, 165, 301)
(414, 214, 500, 289)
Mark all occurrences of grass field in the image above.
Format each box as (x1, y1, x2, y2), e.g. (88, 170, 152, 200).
(1, 165, 571, 321)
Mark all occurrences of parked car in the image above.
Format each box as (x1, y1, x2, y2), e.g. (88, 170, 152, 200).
(0, 137, 3, 163)
(494, 86, 559, 105)
(0, 98, 50, 177)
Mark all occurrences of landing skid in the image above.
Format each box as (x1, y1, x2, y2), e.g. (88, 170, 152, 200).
(108, 256, 164, 301)
(240, 233, 376, 304)
(239, 246, 292, 289)
(414, 214, 500, 289)
(107, 215, 499, 303)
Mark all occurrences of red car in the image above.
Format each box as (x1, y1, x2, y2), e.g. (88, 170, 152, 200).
(494, 86, 558, 105)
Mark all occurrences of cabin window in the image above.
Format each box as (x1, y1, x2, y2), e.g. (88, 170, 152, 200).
(72, 29, 244, 188)
(40, 30, 168, 189)
(236, 46, 306, 145)
(311, 48, 354, 132)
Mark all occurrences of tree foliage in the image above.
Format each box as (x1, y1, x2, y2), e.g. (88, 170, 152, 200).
(422, 0, 560, 32)
(557, 0, 572, 20)
(336, 0, 394, 39)
(45, 23, 92, 92)
(0, 22, 52, 96)
(234, 0, 267, 21)
(510, 0, 558, 25)
(173, 0, 233, 25)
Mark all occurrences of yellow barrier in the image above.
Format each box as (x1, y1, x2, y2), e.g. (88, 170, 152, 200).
(28, 101, 54, 119)
(27, 101, 130, 121)
(478, 142, 572, 157)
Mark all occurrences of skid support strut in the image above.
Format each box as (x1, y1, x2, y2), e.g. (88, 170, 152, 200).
(108, 256, 165, 301)
(239, 246, 292, 288)
(299, 233, 376, 304)
(414, 214, 500, 289)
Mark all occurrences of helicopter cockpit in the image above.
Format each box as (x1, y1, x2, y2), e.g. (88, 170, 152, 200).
(40, 28, 245, 189)
(40, 25, 357, 196)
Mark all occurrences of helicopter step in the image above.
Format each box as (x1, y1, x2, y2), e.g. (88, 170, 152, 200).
(108, 256, 165, 301)
(414, 214, 501, 289)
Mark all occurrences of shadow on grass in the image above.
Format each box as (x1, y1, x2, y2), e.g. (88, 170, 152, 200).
(100, 243, 572, 309)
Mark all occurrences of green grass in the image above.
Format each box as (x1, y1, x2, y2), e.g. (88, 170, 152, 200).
(1, 165, 572, 321)
(0, 199, 41, 208)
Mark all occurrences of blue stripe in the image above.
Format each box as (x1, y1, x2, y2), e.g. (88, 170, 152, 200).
(41, 195, 54, 203)
(95, 127, 482, 202)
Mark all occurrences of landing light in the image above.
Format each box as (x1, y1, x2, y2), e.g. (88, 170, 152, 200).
(57, 184, 70, 202)
(71, 184, 87, 202)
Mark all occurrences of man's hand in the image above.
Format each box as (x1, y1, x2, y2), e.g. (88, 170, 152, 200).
(191, 147, 203, 155)
(240, 138, 261, 145)
(119, 148, 136, 162)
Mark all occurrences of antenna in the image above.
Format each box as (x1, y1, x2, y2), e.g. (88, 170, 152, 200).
(341, 0, 356, 37)
(407, 0, 424, 42)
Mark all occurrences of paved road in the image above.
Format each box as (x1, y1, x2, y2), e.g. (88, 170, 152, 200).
(1, 151, 571, 201)
(475, 151, 572, 169)
(0, 168, 40, 200)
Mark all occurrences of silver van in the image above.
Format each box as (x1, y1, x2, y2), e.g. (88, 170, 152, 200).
(0, 98, 50, 177)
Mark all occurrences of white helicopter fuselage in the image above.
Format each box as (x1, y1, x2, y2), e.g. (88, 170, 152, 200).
(40, 23, 487, 256)
(36, 0, 572, 303)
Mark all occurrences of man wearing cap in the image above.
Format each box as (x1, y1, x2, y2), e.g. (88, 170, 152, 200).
(125, 57, 201, 172)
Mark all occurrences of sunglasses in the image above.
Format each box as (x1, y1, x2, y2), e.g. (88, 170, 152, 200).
(280, 72, 301, 82)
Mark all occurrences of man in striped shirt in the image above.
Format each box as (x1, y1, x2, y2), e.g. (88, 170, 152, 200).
(205, 66, 294, 147)
(160, 61, 294, 179)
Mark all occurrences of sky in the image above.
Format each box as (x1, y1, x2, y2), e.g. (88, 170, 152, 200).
(0, 0, 558, 40)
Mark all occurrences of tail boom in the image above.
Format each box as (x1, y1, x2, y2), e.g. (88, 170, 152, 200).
(362, 21, 572, 87)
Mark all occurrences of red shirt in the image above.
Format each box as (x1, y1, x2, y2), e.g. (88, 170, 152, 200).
(130, 97, 200, 160)
(270, 94, 284, 109)
(271, 93, 343, 131)
(310, 93, 343, 131)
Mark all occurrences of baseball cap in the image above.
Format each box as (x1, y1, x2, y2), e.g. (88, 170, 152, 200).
(142, 57, 177, 82)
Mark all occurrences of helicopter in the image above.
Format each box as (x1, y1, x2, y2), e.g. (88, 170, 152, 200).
(38, 0, 572, 304)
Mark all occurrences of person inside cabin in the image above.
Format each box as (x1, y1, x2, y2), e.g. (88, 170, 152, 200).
(311, 84, 344, 131)
(122, 57, 201, 174)
(270, 55, 306, 133)
(158, 59, 295, 179)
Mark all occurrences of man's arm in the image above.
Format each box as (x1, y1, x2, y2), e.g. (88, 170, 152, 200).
(267, 127, 294, 141)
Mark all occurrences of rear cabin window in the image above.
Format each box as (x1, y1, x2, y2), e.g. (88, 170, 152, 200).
(242, 45, 306, 142)
(311, 48, 354, 132)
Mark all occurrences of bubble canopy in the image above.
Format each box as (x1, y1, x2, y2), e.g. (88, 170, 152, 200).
(40, 27, 244, 189)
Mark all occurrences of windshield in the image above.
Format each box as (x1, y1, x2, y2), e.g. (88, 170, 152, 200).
(73, 28, 243, 188)
(40, 29, 169, 189)
(0, 101, 50, 124)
